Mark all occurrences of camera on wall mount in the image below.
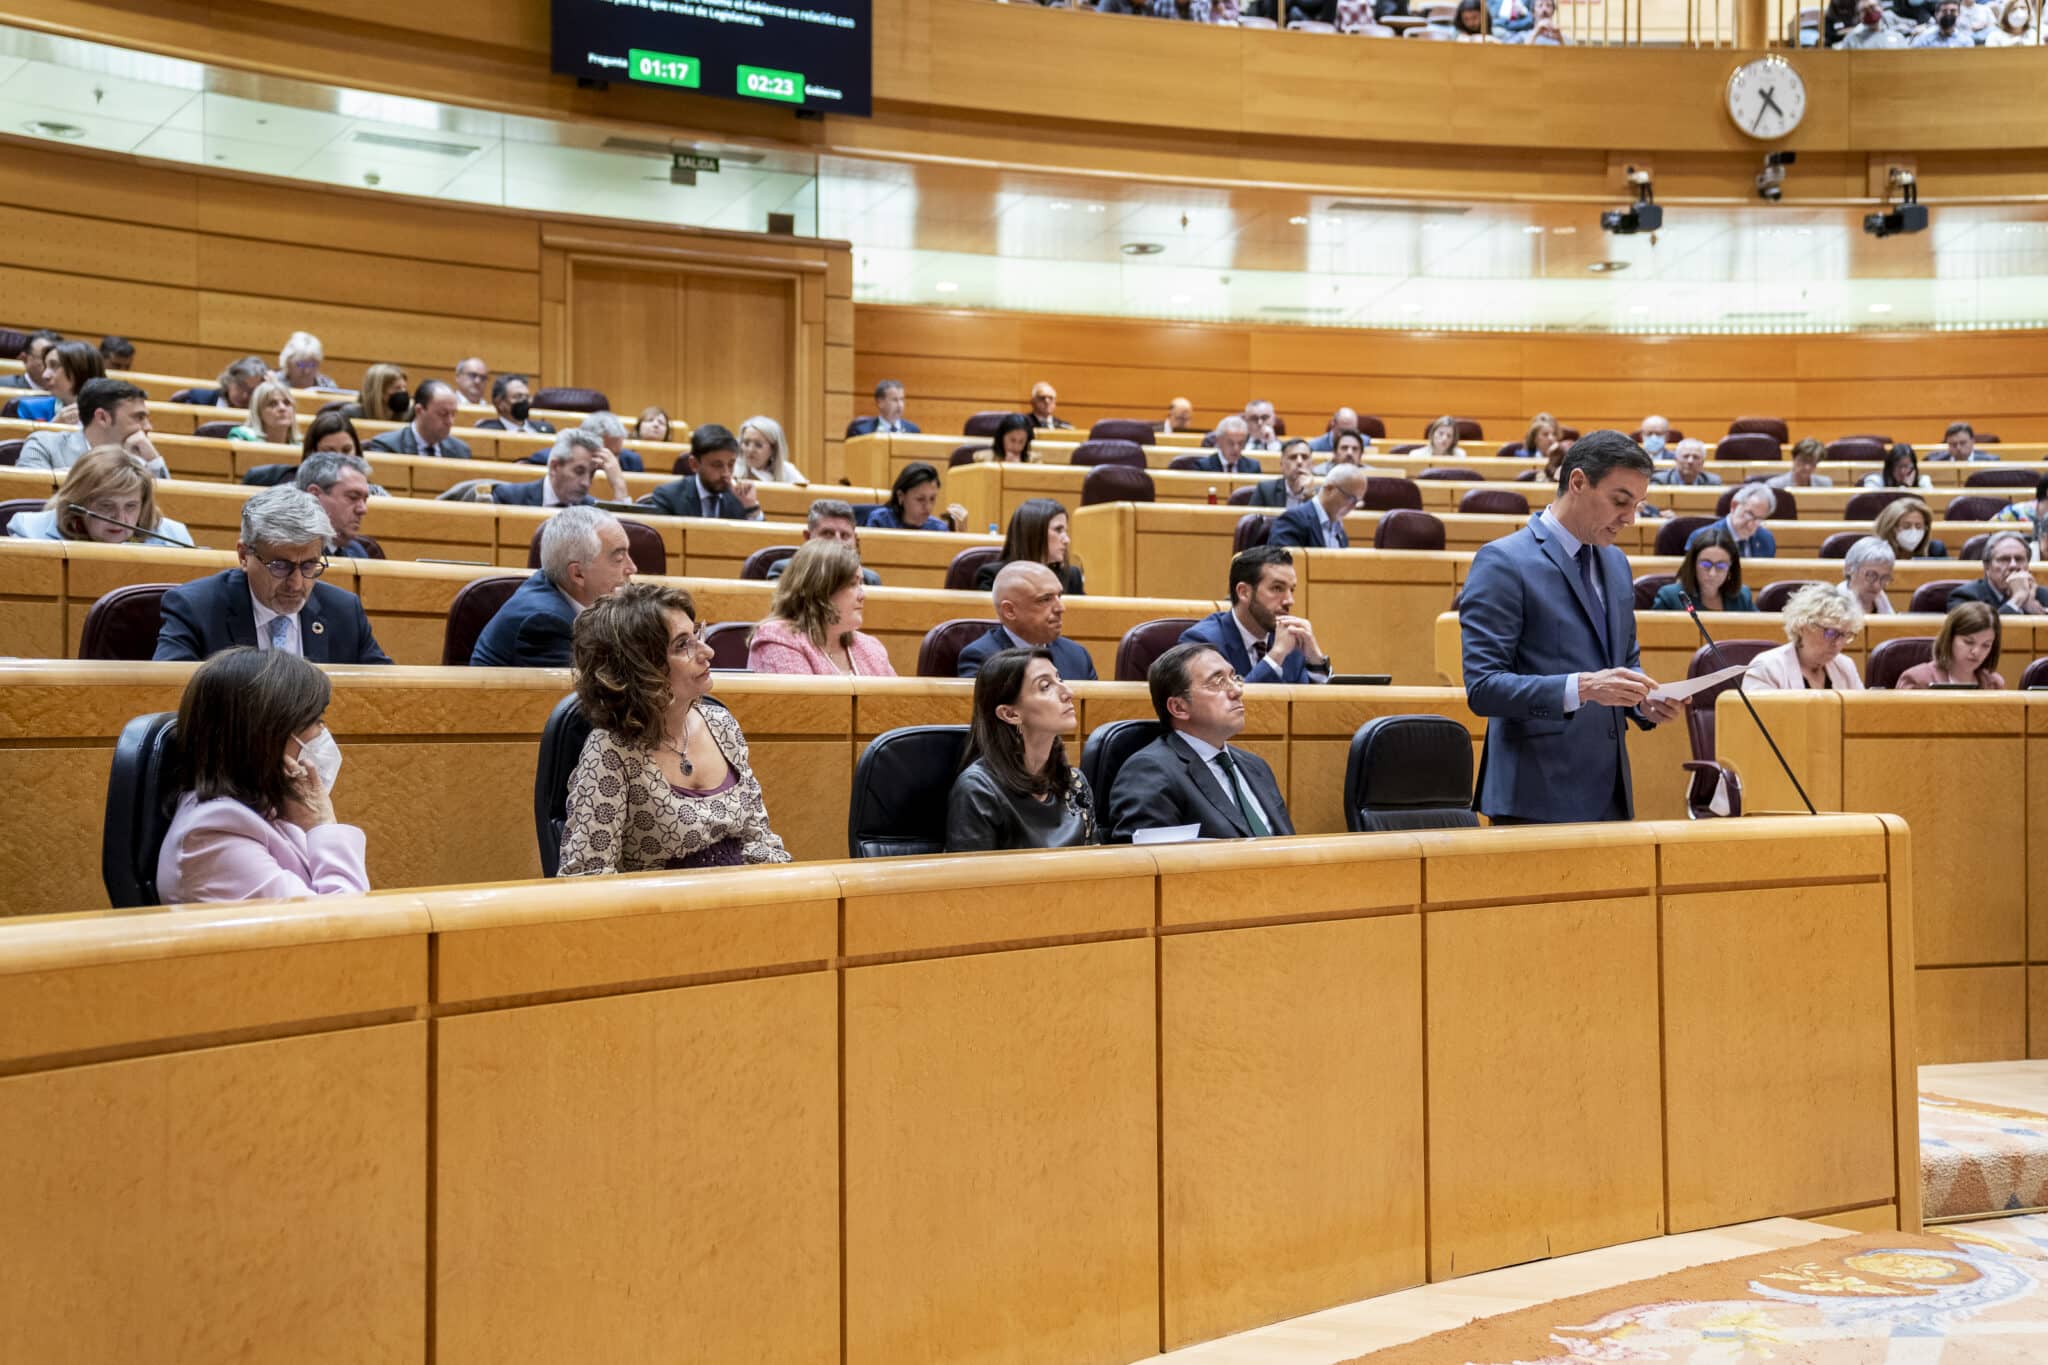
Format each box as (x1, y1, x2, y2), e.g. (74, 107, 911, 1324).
(1864, 168, 1927, 238)
(1601, 167, 1662, 236)
(1755, 151, 1796, 203)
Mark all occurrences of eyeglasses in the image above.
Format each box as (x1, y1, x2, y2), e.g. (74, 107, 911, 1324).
(1818, 628, 1854, 643)
(1695, 560, 1731, 574)
(256, 556, 328, 581)
(1190, 671, 1244, 694)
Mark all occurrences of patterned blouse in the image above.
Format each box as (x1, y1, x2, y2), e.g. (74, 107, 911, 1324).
(557, 703, 791, 875)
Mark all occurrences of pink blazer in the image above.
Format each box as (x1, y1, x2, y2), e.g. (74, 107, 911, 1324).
(1743, 641, 1864, 692)
(156, 794, 371, 904)
(746, 617, 896, 676)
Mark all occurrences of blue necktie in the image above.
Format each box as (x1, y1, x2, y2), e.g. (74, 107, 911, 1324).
(1576, 544, 1609, 654)
(268, 616, 291, 654)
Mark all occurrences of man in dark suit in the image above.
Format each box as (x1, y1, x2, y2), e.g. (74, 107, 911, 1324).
(1190, 416, 1262, 476)
(154, 486, 392, 664)
(642, 424, 764, 520)
(1460, 430, 1682, 824)
(1107, 642, 1294, 841)
(955, 562, 1098, 680)
(1268, 465, 1363, 550)
(489, 430, 626, 508)
(0, 329, 60, 391)
(1027, 381, 1073, 431)
(471, 507, 636, 668)
(1153, 397, 1193, 436)
(1307, 406, 1362, 453)
(365, 379, 472, 459)
(766, 499, 881, 586)
(1948, 531, 2048, 615)
(1247, 440, 1318, 509)
(845, 379, 921, 437)
(474, 374, 556, 435)
(1180, 546, 1331, 685)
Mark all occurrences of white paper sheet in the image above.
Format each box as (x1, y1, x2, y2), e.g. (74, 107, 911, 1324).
(1647, 663, 1750, 703)
(1132, 824, 1204, 845)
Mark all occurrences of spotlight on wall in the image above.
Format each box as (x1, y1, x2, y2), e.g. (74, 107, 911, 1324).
(1755, 150, 1796, 203)
(1864, 168, 1927, 239)
(1600, 167, 1662, 236)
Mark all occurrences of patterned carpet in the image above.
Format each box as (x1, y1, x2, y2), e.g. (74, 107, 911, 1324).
(1349, 1213, 2048, 1363)
(1924, 1090, 2048, 1220)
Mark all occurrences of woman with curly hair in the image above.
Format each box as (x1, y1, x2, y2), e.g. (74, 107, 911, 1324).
(556, 581, 790, 874)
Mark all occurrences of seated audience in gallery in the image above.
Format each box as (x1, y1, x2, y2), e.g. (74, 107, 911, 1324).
(1765, 439, 1834, 489)
(1649, 438, 1721, 487)
(365, 379, 472, 459)
(956, 561, 1098, 680)
(847, 379, 920, 436)
(1311, 428, 1372, 476)
(1520, 411, 1562, 461)
(557, 582, 791, 874)
(277, 331, 338, 390)
(471, 506, 636, 668)
(1841, 536, 1896, 616)
(343, 363, 410, 424)
(1897, 602, 2004, 690)
(1874, 495, 1946, 560)
(1190, 416, 1262, 475)
(1026, 381, 1072, 430)
(1423, 415, 1468, 461)
(0, 328, 60, 391)
(17, 377, 169, 477)
(643, 424, 764, 519)
(574, 411, 646, 472)
(7, 446, 193, 546)
(230, 380, 300, 445)
(1686, 483, 1777, 559)
(295, 450, 379, 559)
(475, 373, 555, 435)
(945, 647, 1096, 853)
(1269, 464, 1363, 550)
(1454, 0, 1497, 39)
(183, 355, 268, 411)
(156, 647, 370, 904)
(1860, 443, 1934, 490)
(737, 414, 807, 485)
(1986, 0, 2035, 44)
(9, 339, 101, 423)
(1154, 397, 1193, 435)
(1242, 400, 1281, 453)
(490, 429, 628, 507)
(634, 406, 672, 444)
(867, 460, 969, 532)
(1106, 642, 1294, 842)
(1637, 414, 1671, 459)
(975, 498, 1085, 594)
(1993, 472, 2048, 532)
(1651, 529, 1754, 612)
(767, 499, 882, 585)
(975, 413, 1037, 465)
(1947, 531, 2048, 615)
(1934, 421, 1996, 463)
(452, 356, 489, 406)
(1307, 406, 1364, 454)
(746, 539, 896, 676)
(1744, 584, 1866, 691)
(1249, 440, 1318, 508)
(1180, 545, 1332, 684)
(155, 487, 392, 664)
(99, 334, 134, 369)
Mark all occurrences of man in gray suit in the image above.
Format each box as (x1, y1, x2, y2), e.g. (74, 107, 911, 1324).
(1460, 430, 1682, 824)
(490, 430, 627, 507)
(1107, 642, 1293, 842)
(366, 379, 472, 459)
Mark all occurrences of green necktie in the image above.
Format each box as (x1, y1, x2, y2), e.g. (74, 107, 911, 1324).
(1213, 749, 1271, 837)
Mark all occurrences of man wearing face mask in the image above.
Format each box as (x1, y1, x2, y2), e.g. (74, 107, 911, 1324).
(476, 374, 556, 436)
(1637, 415, 1671, 461)
(1910, 0, 1975, 39)
(1839, 0, 1907, 44)
(154, 486, 393, 664)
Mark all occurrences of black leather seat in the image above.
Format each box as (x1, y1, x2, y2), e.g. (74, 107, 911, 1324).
(0, 438, 24, 466)
(1115, 618, 1197, 682)
(1754, 579, 1821, 614)
(441, 575, 525, 666)
(1080, 465, 1154, 506)
(1867, 637, 1934, 689)
(1088, 419, 1154, 445)
(847, 725, 970, 857)
(1681, 640, 1772, 818)
(533, 386, 611, 413)
(103, 711, 180, 908)
(79, 583, 173, 661)
(526, 518, 667, 576)
(741, 545, 799, 579)
(243, 463, 298, 487)
(1233, 513, 1271, 554)
(193, 421, 238, 439)
(1079, 719, 1166, 831)
(0, 497, 44, 534)
(917, 618, 997, 677)
(1343, 715, 1478, 832)
(534, 693, 593, 877)
(702, 621, 752, 670)
(1654, 515, 1714, 557)
(945, 546, 1002, 592)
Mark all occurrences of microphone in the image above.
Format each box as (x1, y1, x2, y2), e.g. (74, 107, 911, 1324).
(67, 504, 197, 549)
(1677, 589, 1816, 816)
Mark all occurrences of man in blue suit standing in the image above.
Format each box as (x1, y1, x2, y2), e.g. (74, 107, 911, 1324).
(1267, 465, 1363, 551)
(1180, 546, 1331, 685)
(1461, 430, 1682, 824)
(955, 561, 1098, 680)
(470, 507, 636, 668)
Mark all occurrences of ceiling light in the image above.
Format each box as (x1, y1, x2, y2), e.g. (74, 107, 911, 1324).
(1522, 225, 1545, 235)
(1085, 204, 1106, 214)
(1552, 226, 1577, 235)
(1289, 215, 1309, 226)
(23, 120, 85, 140)
(934, 280, 958, 293)
(1170, 293, 1192, 304)
(1401, 303, 1423, 313)
(1049, 201, 1072, 212)
(1868, 302, 1892, 313)
(1629, 304, 1651, 315)
(1120, 242, 1165, 256)
(1587, 261, 1630, 273)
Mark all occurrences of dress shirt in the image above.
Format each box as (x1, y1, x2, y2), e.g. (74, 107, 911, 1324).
(1232, 609, 1329, 683)
(410, 421, 443, 458)
(1910, 24, 1976, 43)
(541, 478, 565, 508)
(1177, 731, 1277, 831)
(250, 591, 302, 656)
(1540, 507, 1602, 714)
(1313, 499, 1344, 548)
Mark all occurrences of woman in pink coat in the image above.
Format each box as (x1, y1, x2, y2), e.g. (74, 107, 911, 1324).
(746, 539, 896, 676)
(155, 647, 369, 903)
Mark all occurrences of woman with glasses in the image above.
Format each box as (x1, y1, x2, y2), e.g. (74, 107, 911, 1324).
(152, 485, 393, 664)
(1650, 529, 1753, 612)
(1744, 583, 1865, 691)
(557, 582, 791, 875)
(1840, 535, 1896, 616)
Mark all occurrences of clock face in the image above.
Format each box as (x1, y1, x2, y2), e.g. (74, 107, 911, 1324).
(1727, 56, 1806, 140)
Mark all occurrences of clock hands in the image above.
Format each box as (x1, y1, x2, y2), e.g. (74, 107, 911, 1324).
(1753, 86, 1784, 133)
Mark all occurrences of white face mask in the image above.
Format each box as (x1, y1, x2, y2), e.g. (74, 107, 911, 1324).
(295, 727, 343, 792)
(1641, 434, 1666, 457)
(1897, 527, 1926, 551)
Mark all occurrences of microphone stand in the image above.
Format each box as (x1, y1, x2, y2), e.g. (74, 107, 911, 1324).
(1678, 590, 1816, 815)
(67, 504, 197, 549)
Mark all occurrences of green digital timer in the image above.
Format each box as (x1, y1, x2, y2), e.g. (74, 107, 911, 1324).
(628, 48, 701, 89)
(736, 64, 806, 105)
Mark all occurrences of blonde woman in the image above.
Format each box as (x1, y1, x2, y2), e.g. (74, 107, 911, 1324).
(6, 446, 193, 545)
(1873, 496, 1948, 560)
(746, 539, 895, 676)
(1424, 415, 1467, 460)
(1745, 583, 1865, 691)
(1521, 411, 1560, 460)
(229, 380, 298, 445)
(352, 364, 411, 423)
(737, 414, 807, 485)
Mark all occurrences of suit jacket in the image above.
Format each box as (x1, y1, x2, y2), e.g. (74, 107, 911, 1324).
(1947, 577, 2048, 615)
(1246, 477, 1297, 509)
(489, 477, 592, 508)
(642, 477, 758, 521)
(745, 618, 896, 676)
(1460, 514, 1653, 823)
(474, 417, 557, 434)
(767, 557, 880, 586)
(156, 793, 370, 903)
(153, 570, 393, 665)
(1180, 609, 1315, 685)
(1744, 641, 1864, 691)
(1028, 415, 1073, 430)
(1268, 500, 1347, 550)
(1192, 451, 1263, 475)
(1106, 732, 1293, 842)
(954, 626, 1097, 681)
(470, 570, 578, 668)
(846, 416, 921, 436)
(365, 426, 473, 460)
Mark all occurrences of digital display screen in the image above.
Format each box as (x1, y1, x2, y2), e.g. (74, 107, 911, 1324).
(553, 0, 872, 117)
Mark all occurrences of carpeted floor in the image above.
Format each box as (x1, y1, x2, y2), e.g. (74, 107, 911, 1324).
(1348, 1213, 2048, 1363)
(1922, 1062, 2048, 1221)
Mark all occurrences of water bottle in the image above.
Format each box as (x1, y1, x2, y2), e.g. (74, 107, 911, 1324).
(988, 522, 999, 535)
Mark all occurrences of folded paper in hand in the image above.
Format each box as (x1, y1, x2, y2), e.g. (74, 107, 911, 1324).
(1647, 663, 1750, 704)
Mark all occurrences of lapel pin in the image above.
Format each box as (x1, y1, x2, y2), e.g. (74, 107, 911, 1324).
(310, 621, 325, 635)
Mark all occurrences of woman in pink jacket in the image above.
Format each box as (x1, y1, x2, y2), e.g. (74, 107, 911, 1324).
(746, 539, 896, 676)
(155, 647, 370, 903)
